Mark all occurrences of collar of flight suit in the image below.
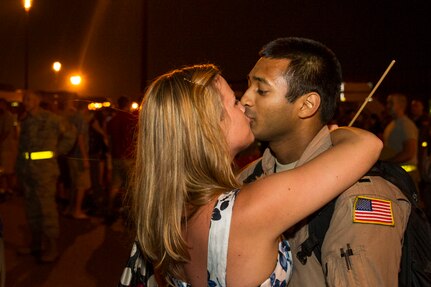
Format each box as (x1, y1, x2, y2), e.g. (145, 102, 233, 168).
(261, 125, 333, 174)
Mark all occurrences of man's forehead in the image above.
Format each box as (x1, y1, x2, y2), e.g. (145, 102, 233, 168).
(248, 57, 290, 86)
(249, 58, 289, 78)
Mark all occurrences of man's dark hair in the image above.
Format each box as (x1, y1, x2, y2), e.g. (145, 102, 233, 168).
(260, 37, 342, 124)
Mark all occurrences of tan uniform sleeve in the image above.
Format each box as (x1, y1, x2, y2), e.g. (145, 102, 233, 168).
(321, 177, 411, 287)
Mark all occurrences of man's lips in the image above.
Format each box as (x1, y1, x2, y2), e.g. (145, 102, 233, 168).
(244, 108, 255, 121)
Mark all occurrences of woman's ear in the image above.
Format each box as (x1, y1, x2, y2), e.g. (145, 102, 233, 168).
(298, 92, 321, 119)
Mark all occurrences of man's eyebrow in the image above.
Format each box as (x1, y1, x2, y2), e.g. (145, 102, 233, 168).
(248, 75, 270, 86)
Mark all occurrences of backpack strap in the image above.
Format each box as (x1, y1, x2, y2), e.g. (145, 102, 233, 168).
(366, 160, 419, 207)
(297, 198, 336, 265)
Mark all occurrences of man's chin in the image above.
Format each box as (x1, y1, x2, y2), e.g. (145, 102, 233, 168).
(250, 124, 260, 136)
(250, 128, 269, 142)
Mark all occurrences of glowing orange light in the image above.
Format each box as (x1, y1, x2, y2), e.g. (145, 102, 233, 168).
(52, 61, 62, 72)
(23, 0, 32, 12)
(70, 75, 82, 86)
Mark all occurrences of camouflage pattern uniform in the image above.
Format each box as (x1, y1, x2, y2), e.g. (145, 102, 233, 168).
(16, 108, 76, 257)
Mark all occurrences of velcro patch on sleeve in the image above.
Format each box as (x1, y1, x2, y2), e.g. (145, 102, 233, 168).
(353, 196, 394, 226)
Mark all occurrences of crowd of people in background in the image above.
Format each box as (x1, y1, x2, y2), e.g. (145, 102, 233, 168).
(1, 90, 431, 218)
(0, 74, 430, 273)
(0, 92, 138, 264)
(0, 98, 18, 199)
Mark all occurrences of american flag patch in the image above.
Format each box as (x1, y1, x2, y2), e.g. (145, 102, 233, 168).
(353, 196, 394, 226)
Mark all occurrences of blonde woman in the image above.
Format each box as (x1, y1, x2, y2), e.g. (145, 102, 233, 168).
(119, 64, 382, 286)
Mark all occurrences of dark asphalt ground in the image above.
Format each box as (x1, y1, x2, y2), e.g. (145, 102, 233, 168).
(0, 193, 134, 287)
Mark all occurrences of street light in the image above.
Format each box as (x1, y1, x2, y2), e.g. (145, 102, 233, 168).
(68, 72, 85, 94)
(52, 61, 62, 72)
(70, 75, 82, 86)
(69, 74, 82, 87)
(52, 61, 61, 90)
(23, 0, 32, 90)
(23, 0, 32, 11)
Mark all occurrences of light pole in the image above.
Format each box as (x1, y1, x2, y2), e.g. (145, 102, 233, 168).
(23, 0, 32, 90)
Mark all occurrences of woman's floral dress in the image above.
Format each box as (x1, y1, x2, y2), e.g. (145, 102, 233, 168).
(119, 190, 293, 287)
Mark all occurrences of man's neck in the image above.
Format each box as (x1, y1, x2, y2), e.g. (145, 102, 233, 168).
(269, 124, 324, 164)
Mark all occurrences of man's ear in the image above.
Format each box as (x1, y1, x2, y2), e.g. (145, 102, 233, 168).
(298, 92, 321, 118)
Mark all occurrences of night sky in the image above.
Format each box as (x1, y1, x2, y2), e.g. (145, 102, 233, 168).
(1, 0, 430, 103)
(0, 0, 142, 100)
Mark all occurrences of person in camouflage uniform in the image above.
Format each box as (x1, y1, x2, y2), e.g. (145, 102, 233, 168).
(15, 91, 76, 263)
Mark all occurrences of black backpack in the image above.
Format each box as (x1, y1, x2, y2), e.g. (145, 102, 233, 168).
(243, 160, 431, 287)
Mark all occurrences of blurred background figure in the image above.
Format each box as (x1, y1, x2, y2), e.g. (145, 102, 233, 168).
(381, 93, 420, 197)
(63, 100, 91, 219)
(105, 96, 137, 224)
(233, 141, 263, 172)
(0, 99, 18, 201)
(410, 98, 431, 219)
(87, 108, 109, 216)
(410, 99, 430, 128)
(363, 113, 385, 140)
(0, 216, 4, 287)
(15, 91, 76, 263)
(409, 98, 431, 177)
(420, 130, 431, 220)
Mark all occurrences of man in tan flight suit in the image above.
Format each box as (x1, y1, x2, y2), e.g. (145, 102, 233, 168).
(239, 37, 411, 286)
(16, 91, 76, 263)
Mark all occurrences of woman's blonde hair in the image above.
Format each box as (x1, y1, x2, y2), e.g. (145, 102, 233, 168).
(129, 64, 240, 282)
